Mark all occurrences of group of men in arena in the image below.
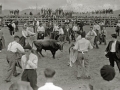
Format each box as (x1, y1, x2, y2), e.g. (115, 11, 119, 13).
(0, 17, 120, 90)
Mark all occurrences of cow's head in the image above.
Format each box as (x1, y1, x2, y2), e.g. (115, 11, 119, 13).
(58, 42, 67, 52)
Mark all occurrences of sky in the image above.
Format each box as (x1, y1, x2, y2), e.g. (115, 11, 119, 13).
(0, 0, 120, 12)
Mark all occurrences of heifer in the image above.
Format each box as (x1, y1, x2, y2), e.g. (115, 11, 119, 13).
(33, 39, 66, 58)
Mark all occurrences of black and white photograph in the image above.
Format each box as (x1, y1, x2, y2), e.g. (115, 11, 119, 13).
(0, 0, 120, 90)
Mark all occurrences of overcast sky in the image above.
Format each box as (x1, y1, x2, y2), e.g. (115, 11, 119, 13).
(0, 0, 120, 11)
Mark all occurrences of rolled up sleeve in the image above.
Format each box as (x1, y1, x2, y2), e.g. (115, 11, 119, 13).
(17, 44, 24, 53)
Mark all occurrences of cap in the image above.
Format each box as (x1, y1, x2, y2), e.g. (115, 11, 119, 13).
(100, 65, 115, 81)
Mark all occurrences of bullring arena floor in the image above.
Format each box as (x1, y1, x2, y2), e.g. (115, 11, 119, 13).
(0, 26, 120, 90)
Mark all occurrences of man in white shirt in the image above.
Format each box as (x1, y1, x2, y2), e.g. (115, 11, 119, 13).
(105, 34, 120, 72)
(21, 44, 38, 90)
(37, 23, 45, 39)
(73, 23, 79, 32)
(58, 25, 64, 42)
(93, 22, 101, 31)
(33, 18, 39, 33)
(53, 24, 59, 40)
(93, 22, 100, 49)
(116, 21, 120, 36)
(99, 27, 107, 45)
(86, 27, 97, 47)
(5, 36, 24, 82)
(73, 32, 93, 79)
(72, 23, 79, 41)
(38, 68, 63, 90)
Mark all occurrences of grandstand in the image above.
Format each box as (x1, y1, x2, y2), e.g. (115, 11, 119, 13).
(0, 6, 119, 27)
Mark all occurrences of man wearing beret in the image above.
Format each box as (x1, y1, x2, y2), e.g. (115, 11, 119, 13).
(21, 44, 38, 90)
(105, 34, 120, 72)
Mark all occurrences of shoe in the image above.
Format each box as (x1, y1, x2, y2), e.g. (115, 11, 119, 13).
(96, 47, 99, 49)
(14, 73, 20, 77)
(5, 80, 11, 83)
(77, 77, 82, 80)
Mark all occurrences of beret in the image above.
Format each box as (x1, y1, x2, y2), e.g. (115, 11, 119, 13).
(100, 65, 115, 81)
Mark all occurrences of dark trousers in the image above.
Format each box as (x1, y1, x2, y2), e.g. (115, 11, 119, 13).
(15, 25, 19, 32)
(109, 52, 120, 72)
(99, 35, 106, 45)
(71, 31, 76, 41)
(80, 27, 83, 31)
(37, 32, 44, 40)
(64, 35, 70, 44)
(21, 69, 38, 90)
(9, 30, 14, 36)
(0, 39, 2, 50)
(94, 36, 99, 48)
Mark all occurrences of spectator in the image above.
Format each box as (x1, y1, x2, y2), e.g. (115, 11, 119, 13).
(0, 27, 5, 52)
(38, 68, 63, 90)
(9, 81, 32, 90)
(94, 65, 116, 90)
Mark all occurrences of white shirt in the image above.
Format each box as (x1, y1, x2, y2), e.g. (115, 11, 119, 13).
(86, 30, 97, 37)
(76, 35, 81, 42)
(21, 53, 38, 69)
(12, 23, 16, 28)
(53, 26, 59, 31)
(33, 21, 39, 26)
(59, 28, 64, 35)
(117, 23, 120, 27)
(36, 21, 39, 27)
(73, 26, 78, 31)
(38, 83, 63, 90)
(67, 28, 69, 32)
(27, 27, 34, 33)
(37, 26, 45, 32)
(73, 38, 93, 52)
(93, 24, 100, 31)
(22, 29, 35, 38)
(111, 41, 117, 52)
(7, 41, 24, 53)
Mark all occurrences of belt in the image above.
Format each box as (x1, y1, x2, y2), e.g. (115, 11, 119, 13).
(78, 51, 88, 54)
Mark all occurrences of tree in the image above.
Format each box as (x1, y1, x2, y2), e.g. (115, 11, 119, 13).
(29, 12, 33, 15)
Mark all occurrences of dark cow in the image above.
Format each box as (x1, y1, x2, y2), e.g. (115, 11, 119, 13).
(33, 39, 66, 58)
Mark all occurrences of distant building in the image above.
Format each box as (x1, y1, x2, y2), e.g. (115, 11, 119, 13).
(0, 5, 2, 14)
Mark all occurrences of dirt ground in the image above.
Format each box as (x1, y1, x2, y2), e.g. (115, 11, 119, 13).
(0, 26, 120, 90)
